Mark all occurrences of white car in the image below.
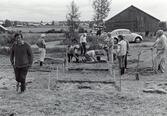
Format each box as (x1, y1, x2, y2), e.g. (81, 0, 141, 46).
(110, 29, 143, 43)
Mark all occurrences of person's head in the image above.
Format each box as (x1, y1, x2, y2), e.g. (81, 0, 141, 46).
(118, 35, 124, 41)
(14, 33, 23, 43)
(40, 33, 46, 38)
(103, 45, 108, 51)
(156, 30, 163, 38)
(107, 33, 111, 38)
(83, 33, 87, 37)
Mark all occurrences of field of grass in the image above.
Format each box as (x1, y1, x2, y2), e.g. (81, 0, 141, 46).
(22, 33, 66, 45)
(7, 26, 67, 33)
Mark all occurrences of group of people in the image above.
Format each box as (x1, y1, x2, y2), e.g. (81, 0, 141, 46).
(67, 32, 111, 63)
(67, 33, 88, 63)
(104, 33, 129, 75)
(9, 29, 167, 94)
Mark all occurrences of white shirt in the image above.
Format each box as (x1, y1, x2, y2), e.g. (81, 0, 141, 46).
(117, 40, 127, 56)
(80, 35, 87, 43)
(86, 50, 95, 57)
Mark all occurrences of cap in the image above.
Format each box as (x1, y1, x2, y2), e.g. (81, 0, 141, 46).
(41, 34, 46, 37)
(118, 35, 124, 39)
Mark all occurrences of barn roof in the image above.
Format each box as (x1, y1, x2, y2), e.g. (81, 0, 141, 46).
(0, 25, 8, 32)
(106, 5, 160, 22)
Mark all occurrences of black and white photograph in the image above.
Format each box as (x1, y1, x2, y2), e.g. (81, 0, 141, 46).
(0, 0, 167, 115)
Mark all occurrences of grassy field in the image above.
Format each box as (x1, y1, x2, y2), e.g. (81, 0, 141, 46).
(0, 42, 167, 115)
(22, 33, 65, 45)
(7, 26, 67, 33)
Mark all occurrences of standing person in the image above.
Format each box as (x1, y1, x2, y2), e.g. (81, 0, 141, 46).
(36, 34, 46, 66)
(96, 29, 101, 36)
(152, 30, 167, 73)
(80, 33, 87, 55)
(10, 33, 33, 93)
(124, 39, 129, 69)
(117, 35, 127, 75)
(104, 33, 115, 61)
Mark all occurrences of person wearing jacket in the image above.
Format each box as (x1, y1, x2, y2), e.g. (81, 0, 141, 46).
(117, 35, 127, 75)
(36, 34, 46, 66)
(152, 30, 167, 73)
(10, 33, 33, 93)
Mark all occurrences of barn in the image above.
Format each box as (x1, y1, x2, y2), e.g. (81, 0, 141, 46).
(105, 5, 160, 32)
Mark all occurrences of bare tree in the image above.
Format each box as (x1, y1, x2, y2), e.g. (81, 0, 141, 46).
(66, 0, 80, 40)
(92, 0, 111, 26)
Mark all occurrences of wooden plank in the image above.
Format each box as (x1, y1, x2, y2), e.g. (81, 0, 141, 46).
(56, 80, 115, 84)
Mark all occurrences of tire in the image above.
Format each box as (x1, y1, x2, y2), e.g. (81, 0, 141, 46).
(135, 37, 142, 43)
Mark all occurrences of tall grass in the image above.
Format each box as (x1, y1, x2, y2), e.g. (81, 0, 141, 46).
(22, 33, 65, 45)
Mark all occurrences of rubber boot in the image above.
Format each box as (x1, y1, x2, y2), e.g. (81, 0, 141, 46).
(16, 82, 20, 92)
(40, 61, 43, 66)
(21, 83, 26, 93)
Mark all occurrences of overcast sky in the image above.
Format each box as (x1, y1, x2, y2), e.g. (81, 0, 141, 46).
(0, 0, 167, 22)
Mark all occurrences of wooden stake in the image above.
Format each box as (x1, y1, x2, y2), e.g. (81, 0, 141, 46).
(48, 69, 51, 90)
(56, 66, 59, 80)
(119, 73, 121, 91)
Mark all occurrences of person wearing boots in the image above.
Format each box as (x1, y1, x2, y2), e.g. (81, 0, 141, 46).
(117, 35, 127, 75)
(10, 33, 33, 93)
(36, 34, 46, 66)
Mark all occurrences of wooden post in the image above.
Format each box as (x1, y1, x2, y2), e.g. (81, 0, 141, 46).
(48, 68, 51, 90)
(56, 66, 59, 80)
(119, 73, 121, 91)
(108, 39, 114, 76)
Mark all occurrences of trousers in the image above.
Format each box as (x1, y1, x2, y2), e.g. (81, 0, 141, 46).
(14, 67, 29, 92)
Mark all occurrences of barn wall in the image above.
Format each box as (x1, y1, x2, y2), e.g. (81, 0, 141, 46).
(105, 6, 160, 32)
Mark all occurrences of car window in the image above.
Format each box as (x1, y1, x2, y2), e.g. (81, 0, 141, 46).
(111, 29, 131, 36)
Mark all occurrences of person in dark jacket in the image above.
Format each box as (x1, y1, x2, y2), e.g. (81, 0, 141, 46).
(10, 33, 33, 93)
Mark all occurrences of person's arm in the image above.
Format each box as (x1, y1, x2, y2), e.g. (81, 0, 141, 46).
(126, 41, 129, 53)
(10, 44, 15, 67)
(92, 51, 97, 61)
(26, 43, 33, 67)
(152, 38, 159, 48)
(80, 36, 82, 43)
(42, 39, 46, 49)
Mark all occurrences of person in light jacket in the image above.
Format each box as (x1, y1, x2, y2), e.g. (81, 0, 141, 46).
(117, 35, 128, 75)
(36, 34, 46, 66)
(152, 30, 167, 73)
(80, 33, 87, 55)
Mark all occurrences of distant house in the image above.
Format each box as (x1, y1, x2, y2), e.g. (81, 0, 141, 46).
(16, 24, 23, 27)
(105, 5, 160, 32)
(0, 21, 3, 25)
(0, 25, 8, 33)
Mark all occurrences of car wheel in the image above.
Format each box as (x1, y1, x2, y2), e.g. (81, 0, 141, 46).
(135, 37, 142, 43)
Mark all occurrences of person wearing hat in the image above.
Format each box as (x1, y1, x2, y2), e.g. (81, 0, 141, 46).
(80, 33, 87, 55)
(117, 35, 128, 75)
(152, 30, 167, 73)
(10, 33, 33, 93)
(36, 34, 46, 66)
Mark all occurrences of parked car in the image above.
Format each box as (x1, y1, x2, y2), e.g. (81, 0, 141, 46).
(109, 29, 143, 43)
